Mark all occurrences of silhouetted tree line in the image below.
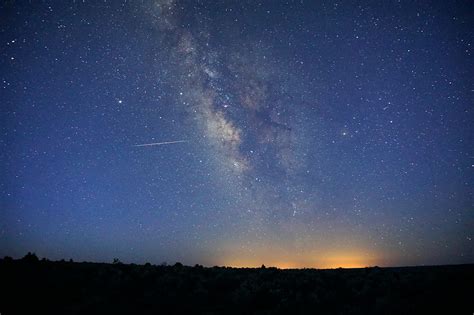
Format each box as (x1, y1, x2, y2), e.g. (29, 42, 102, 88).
(0, 253, 472, 314)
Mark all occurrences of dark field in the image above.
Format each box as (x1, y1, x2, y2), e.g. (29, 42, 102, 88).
(1, 255, 472, 315)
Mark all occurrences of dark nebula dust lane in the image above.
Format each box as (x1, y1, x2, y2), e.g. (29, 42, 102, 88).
(1, 1, 472, 268)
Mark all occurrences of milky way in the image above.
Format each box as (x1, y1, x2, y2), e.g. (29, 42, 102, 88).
(1, 1, 472, 268)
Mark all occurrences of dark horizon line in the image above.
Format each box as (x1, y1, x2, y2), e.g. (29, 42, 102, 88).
(4, 252, 474, 270)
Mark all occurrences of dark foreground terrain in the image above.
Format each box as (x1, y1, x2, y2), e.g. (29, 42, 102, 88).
(1, 254, 472, 315)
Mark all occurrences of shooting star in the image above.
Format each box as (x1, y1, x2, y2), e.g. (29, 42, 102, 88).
(133, 140, 188, 147)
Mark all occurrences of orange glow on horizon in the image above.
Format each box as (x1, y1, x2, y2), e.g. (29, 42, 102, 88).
(221, 259, 375, 269)
(218, 247, 383, 269)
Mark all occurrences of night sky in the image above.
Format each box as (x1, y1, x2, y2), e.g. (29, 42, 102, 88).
(1, 1, 473, 268)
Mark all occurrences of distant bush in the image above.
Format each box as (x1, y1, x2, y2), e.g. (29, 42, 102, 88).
(21, 252, 38, 263)
(113, 258, 122, 264)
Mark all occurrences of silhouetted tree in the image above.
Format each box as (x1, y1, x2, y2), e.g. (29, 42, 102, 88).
(22, 252, 38, 263)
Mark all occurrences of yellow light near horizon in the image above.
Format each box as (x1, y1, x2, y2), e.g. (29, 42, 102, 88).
(220, 250, 380, 269)
(319, 258, 368, 269)
(216, 239, 383, 269)
(311, 250, 380, 269)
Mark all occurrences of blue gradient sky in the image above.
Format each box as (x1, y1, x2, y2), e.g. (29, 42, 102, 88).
(1, 0, 473, 268)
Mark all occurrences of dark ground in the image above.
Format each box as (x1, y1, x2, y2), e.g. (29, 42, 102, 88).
(1, 254, 472, 315)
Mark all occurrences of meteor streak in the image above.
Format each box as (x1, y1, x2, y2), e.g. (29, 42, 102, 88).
(133, 140, 187, 147)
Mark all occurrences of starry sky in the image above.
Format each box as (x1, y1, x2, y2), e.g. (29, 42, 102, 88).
(1, 1, 473, 268)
